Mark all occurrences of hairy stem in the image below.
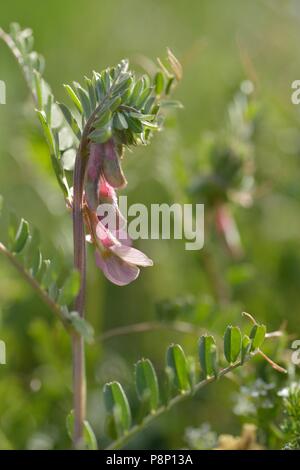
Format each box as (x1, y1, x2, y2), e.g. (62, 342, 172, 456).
(72, 135, 88, 446)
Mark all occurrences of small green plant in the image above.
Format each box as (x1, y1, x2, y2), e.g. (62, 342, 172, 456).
(100, 316, 284, 450)
(280, 383, 300, 449)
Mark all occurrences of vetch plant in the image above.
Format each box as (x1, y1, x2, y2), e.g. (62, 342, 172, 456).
(0, 22, 181, 447)
(0, 23, 285, 450)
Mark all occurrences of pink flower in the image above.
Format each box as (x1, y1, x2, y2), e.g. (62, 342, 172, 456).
(85, 140, 127, 211)
(95, 238, 153, 286)
(84, 140, 153, 285)
(88, 212, 153, 286)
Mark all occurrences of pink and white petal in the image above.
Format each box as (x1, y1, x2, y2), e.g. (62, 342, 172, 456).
(110, 245, 153, 267)
(96, 221, 120, 248)
(115, 227, 132, 246)
(95, 251, 140, 286)
(97, 201, 127, 233)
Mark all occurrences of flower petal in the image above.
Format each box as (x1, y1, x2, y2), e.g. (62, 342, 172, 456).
(95, 251, 140, 286)
(115, 227, 132, 246)
(102, 139, 127, 189)
(98, 176, 117, 204)
(110, 245, 153, 267)
(85, 143, 103, 210)
(96, 187, 127, 232)
(96, 221, 120, 248)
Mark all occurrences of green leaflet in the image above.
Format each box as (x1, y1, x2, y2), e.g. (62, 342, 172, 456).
(135, 358, 160, 412)
(241, 335, 252, 364)
(66, 411, 97, 450)
(250, 324, 266, 351)
(113, 112, 128, 130)
(224, 325, 242, 363)
(58, 103, 81, 140)
(135, 87, 153, 109)
(89, 126, 112, 144)
(128, 77, 144, 105)
(198, 335, 218, 379)
(63, 84, 83, 114)
(11, 218, 29, 253)
(166, 344, 192, 393)
(103, 382, 132, 439)
(154, 71, 165, 94)
(73, 82, 92, 120)
(93, 109, 112, 128)
(84, 76, 97, 111)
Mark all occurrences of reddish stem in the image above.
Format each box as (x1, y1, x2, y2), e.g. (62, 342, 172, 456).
(72, 101, 109, 446)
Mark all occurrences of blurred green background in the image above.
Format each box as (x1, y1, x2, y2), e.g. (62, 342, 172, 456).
(0, 0, 300, 449)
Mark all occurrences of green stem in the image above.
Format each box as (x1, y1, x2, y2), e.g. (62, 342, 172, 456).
(0, 242, 70, 330)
